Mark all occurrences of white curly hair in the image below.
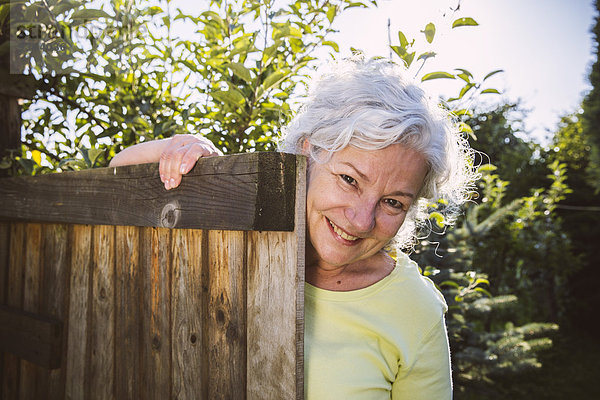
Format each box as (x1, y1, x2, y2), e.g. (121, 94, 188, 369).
(278, 57, 476, 249)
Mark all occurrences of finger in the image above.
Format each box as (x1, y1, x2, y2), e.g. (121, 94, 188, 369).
(160, 148, 185, 190)
(160, 136, 192, 187)
(179, 143, 218, 174)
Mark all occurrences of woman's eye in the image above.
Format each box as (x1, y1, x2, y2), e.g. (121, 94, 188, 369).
(384, 198, 404, 210)
(340, 174, 356, 185)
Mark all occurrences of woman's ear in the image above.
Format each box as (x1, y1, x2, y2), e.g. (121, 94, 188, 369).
(301, 139, 310, 155)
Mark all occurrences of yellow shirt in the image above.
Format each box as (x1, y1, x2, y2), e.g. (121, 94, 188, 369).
(304, 252, 452, 399)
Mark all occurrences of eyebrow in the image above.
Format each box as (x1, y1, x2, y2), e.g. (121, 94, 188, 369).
(339, 161, 416, 199)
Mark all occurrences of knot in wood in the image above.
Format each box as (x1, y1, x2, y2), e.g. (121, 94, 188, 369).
(151, 335, 161, 350)
(160, 201, 181, 228)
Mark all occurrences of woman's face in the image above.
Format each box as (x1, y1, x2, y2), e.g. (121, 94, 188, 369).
(305, 144, 428, 270)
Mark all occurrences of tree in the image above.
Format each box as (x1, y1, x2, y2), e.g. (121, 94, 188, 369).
(463, 102, 548, 201)
(582, 0, 600, 193)
(549, 111, 600, 333)
(0, 0, 375, 175)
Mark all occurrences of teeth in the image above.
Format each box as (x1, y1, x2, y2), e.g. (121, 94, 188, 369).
(328, 219, 360, 241)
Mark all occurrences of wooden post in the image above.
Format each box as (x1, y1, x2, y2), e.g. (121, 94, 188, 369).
(0, 152, 306, 400)
(0, 17, 23, 172)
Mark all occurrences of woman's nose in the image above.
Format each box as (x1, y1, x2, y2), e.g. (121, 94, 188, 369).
(344, 201, 376, 233)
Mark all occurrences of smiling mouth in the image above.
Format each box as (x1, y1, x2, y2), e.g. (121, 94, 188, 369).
(327, 218, 360, 241)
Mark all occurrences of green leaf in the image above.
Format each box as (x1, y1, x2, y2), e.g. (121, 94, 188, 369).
(0, 3, 11, 26)
(71, 8, 112, 20)
(262, 70, 288, 93)
(402, 52, 415, 68)
(272, 25, 302, 40)
(452, 108, 473, 117)
(417, 51, 436, 62)
(481, 88, 501, 94)
(458, 83, 476, 99)
(398, 31, 409, 48)
(87, 148, 103, 166)
(421, 71, 455, 82)
(452, 17, 478, 28)
(422, 22, 435, 44)
(323, 40, 340, 52)
(430, 211, 445, 228)
(475, 278, 490, 286)
(31, 150, 42, 166)
(326, 5, 336, 23)
(478, 164, 497, 173)
(458, 121, 475, 140)
(455, 68, 473, 83)
(440, 280, 460, 289)
(226, 62, 252, 83)
(391, 45, 406, 57)
(483, 69, 504, 81)
(212, 89, 246, 107)
(474, 287, 492, 297)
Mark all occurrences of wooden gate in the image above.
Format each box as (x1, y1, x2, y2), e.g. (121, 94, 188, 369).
(0, 152, 306, 400)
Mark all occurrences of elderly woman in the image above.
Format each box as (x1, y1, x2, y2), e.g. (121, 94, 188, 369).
(110, 58, 474, 399)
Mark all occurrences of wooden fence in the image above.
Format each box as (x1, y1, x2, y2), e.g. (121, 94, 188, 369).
(0, 152, 306, 400)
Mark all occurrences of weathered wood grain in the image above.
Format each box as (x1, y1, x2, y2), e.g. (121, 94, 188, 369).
(0, 222, 9, 386)
(65, 224, 92, 400)
(246, 231, 298, 399)
(293, 156, 307, 399)
(0, 305, 62, 368)
(39, 224, 70, 398)
(19, 223, 42, 400)
(2, 223, 25, 398)
(0, 152, 298, 231)
(140, 227, 172, 400)
(0, 222, 8, 303)
(88, 225, 115, 400)
(115, 225, 141, 399)
(247, 155, 306, 400)
(0, 153, 306, 400)
(207, 230, 247, 400)
(171, 229, 204, 400)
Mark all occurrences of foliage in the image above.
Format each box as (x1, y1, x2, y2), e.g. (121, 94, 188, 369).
(581, 0, 600, 193)
(0, 0, 375, 175)
(548, 111, 600, 332)
(386, 4, 502, 142)
(412, 162, 571, 396)
(462, 102, 548, 201)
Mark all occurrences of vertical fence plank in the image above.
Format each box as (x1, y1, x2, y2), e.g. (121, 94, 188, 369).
(140, 227, 172, 400)
(2, 223, 25, 399)
(207, 230, 247, 400)
(0, 222, 9, 303)
(246, 231, 300, 399)
(38, 223, 70, 399)
(88, 225, 116, 400)
(171, 229, 204, 400)
(19, 223, 42, 400)
(0, 222, 9, 389)
(65, 224, 92, 400)
(115, 225, 141, 399)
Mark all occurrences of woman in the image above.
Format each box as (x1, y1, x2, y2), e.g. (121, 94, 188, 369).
(110, 58, 474, 399)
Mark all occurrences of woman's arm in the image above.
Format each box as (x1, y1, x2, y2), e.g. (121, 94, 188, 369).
(109, 134, 222, 190)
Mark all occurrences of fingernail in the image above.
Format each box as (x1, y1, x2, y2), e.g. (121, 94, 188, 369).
(169, 178, 175, 188)
(180, 164, 186, 174)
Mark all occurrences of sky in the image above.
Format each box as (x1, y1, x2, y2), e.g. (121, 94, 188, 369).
(166, 0, 595, 143)
(327, 0, 596, 143)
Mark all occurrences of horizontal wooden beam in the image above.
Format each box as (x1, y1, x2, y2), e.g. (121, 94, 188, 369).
(0, 152, 300, 231)
(0, 305, 63, 369)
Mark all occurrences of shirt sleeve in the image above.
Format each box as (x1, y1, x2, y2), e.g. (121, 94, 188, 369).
(391, 316, 453, 400)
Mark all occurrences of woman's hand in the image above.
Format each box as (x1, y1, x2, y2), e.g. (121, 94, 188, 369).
(159, 134, 223, 190)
